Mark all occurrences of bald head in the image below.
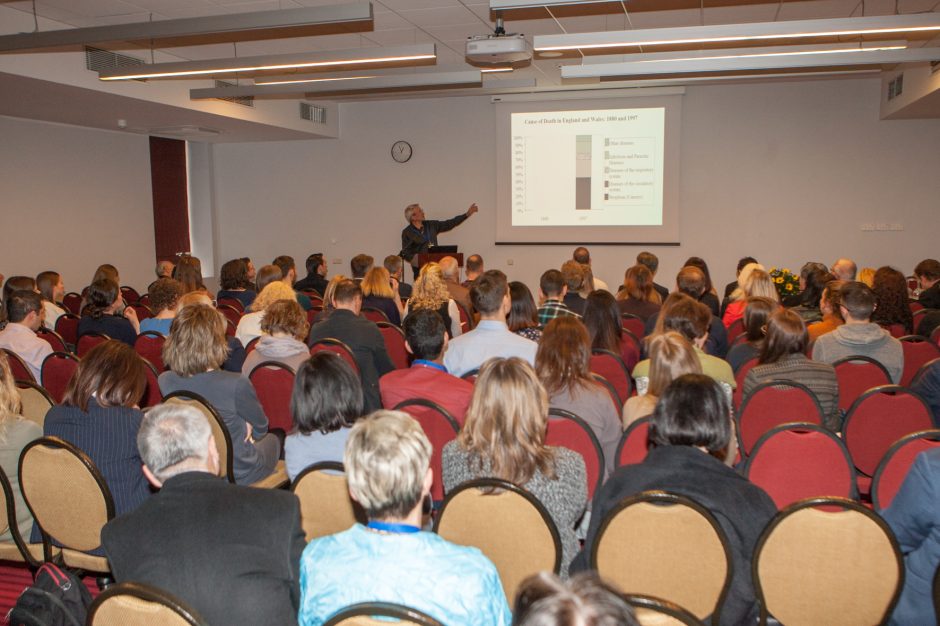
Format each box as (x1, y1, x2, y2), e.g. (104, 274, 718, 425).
(831, 258, 857, 281)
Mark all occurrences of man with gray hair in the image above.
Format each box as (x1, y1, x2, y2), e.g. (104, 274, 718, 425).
(400, 202, 479, 278)
(439, 255, 473, 315)
(102, 403, 305, 626)
(831, 257, 858, 282)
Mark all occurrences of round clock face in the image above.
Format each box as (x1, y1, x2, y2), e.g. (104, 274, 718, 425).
(391, 140, 412, 163)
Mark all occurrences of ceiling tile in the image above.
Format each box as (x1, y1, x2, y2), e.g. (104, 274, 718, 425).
(358, 28, 424, 44)
(504, 17, 564, 36)
(624, 8, 702, 28)
(429, 23, 490, 40)
(373, 10, 413, 30)
(775, 0, 861, 20)
(398, 6, 482, 27)
(37, 0, 147, 17)
(557, 14, 609, 32)
(376, 0, 461, 10)
(704, 3, 781, 24)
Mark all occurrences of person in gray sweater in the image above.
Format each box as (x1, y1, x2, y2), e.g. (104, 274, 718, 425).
(812, 281, 903, 384)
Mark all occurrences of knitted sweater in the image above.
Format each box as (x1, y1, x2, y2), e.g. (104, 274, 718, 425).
(742, 353, 841, 431)
(811, 322, 903, 384)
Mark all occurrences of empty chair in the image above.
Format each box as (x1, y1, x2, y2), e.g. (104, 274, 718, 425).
(736, 381, 825, 455)
(393, 398, 459, 504)
(129, 303, 152, 321)
(590, 349, 632, 405)
(40, 351, 79, 404)
(753, 497, 903, 626)
(323, 602, 443, 626)
(134, 331, 166, 372)
(88, 582, 209, 626)
(290, 462, 364, 543)
(833, 355, 892, 413)
(61, 292, 82, 316)
(15, 381, 54, 428)
(616, 417, 651, 468)
(899, 336, 940, 386)
(743, 423, 857, 509)
(54, 313, 80, 349)
(77, 332, 110, 357)
(310, 339, 360, 375)
(248, 361, 296, 435)
(376, 322, 410, 369)
(871, 429, 940, 511)
(120, 286, 141, 305)
(1, 349, 35, 383)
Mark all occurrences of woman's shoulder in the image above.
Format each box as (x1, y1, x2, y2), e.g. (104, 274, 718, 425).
(549, 446, 588, 474)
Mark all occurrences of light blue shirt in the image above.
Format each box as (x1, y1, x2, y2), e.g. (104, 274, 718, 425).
(284, 428, 350, 482)
(298, 524, 511, 626)
(443, 320, 537, 377)
(139, 317, 172, 336)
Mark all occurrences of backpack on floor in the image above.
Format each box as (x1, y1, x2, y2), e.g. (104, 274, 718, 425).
(7, 562, 93, 626)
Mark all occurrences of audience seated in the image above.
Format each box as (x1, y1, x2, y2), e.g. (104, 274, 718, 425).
(383, 254, 412, 299)
(216, 258, 257, 310)
(241, 299, 310, 375)
(781, 262, 828, 308)
(831, 257, 858, 282)
(721, 262, 764, 324)
(560, 261, 588, 317)
(462, 254, 484, 288)
(159, 304, 279, 485)
(537, 269, 579, 328)
(294, 253, 329, 296)
(788, 268, 833, 324)
(43, 341, 150, 519)
(379, 309, 474, 422)
(812, 281, 903, 383)
(235, 281, 298, 348)
(442, 358, 587, 576)
(725, 296, 775, 373)
(242, 257, 257, 284)
(858, 266, 876, 287)
(622, 332, 701, 428)
(615, 265, 661, 322)
(299, 409, 511, 626)
(722, 267, 778, 329)
(914, 259, 940, 309)
(349, 254, 373, 282)
(911, 359, 940, 424)
(872, 266, 914, 334)
(570, 374, 776, 626)
(684, 256, 721, 317)
(102, 403, 304, 626)
(177, 292, 246, 373)
(444, 271, 537, 376)
(284, 352, 362, 481)
(155, 260, 174, 281)
(513, 572, 638, 626)
(721, 256, 758, 301)
(807, 279, 845, 342)
(78, 278, 139, 346)
(440, 256, 473, 315)
(273, 255, 313, 311)
(307, 279, 394, 412)
(743, 309, 840, 431)
(572, 247, 610, 293)
(0, 290, 51, 381)
(254, 263, 284, 295)
(174, 255, 208, 295)
(645, 267, 729, 357)
(636, 251, 670, 304)
(508, 281, 543, 343)
(0, 352, 41, 542)
(138, 278, 183, 336)
(360, 266, 403, 326)
(583, 290, 636, 371)
(404, 262, 461, 338)
(2, 276, 37, 328)
(882, 448, 940, 626)
(36, 271, 66, 328)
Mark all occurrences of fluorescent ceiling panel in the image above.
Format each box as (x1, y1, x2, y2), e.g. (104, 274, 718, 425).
(579, 41, 909, 64)
(491, 0, 618, 9)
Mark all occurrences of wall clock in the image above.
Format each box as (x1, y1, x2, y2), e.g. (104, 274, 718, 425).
(391, 140, 412, 163)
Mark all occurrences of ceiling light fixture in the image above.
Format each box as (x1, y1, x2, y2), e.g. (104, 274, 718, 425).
(98, 44, 436, 81)
(578, 41, 908, 65)
(481, 67, 515, 72)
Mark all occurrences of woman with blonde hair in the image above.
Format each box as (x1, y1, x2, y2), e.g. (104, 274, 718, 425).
(241, 299, 311, 375)
(0, 352, 41, 542)
(536, 317, 622, 478)
(722, 267, 778, 328)
(361, 266, 403, 326)
(235, 281, 298, 348)
(622, 332, 701, 427)
(616, 265, 661, 321)
(442, 357, 587, 575)
(404, 262, 461, 338)
(159, 304, 278, 485)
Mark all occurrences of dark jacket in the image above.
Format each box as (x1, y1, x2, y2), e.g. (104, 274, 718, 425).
(294, 274, 328, 296)
(644, 311, 730, 358)
(570, 445, 776, 626)
(400, 213, 469, 262)
(917, 283, 940, 310)
(77, 314, 136, 346)
(102, 471, 305, 626)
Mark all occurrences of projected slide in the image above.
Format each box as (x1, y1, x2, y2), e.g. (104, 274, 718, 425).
(510, 108, 665, 227)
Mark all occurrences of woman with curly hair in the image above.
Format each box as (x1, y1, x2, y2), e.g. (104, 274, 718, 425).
(403, 262, 461, 338)
(217, 258, 257, 311)
(235, 281, 298, 348)
(872, 266, 914, 335)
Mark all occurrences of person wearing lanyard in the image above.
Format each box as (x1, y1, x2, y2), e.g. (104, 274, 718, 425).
(297, 410, 511, 626)
(400, 202, 479, 279)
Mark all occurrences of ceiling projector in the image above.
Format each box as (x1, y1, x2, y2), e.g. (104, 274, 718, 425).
(466, 33, 531, 65)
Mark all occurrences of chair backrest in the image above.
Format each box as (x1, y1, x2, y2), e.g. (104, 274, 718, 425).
(323, 602, 443, 626)
(433, 477, 561, 602)
(392, 399, 459, 503)
(77, 332, 110, 357)
(140, 360, 162, 409)
(899, 336, 940, 386)
(743, 423, 857, 509)
(843, 385, 935, 477)
(134, 331, 166, 372)
(129, 304, 152, 321)
(616, 417, 651, 468)
(623, 594, 706, 626)
(248, 361, 296, 434)
(730, 333, 749, 349)
(736, 381, 825, 455)
(911, 357, 940, 388)
(731, 357, 758, 410)
(19, 437, 115, 554)
(546, 408, 604, 500)
(591, 374, 622, 413)
(307, 294, 324, 307)
(621, 314, 645, 340)
(590, 350, 632, 405)
(162, 392, 234, 483)
(120, 286, 141, 305)
(224, 317, 237, 338)
(620, 330, 642, 370)
(54, 312, 80, 348)
(15, 380, 54, 427)
(216, 304, 242, 328)
(88, 581, 209, 626)
(62, 292, 82, 316)
(0, 464, 37, 567)
(932, 325, 940, 346)
(461, 368, 479, 383)
(216, 297, 244, 313)
(753, 497, 903, 626)
(455, 302, 473, 332)
(360, 307, 390, 325)
(36, 327, 67, 353)
(871, 429, 940, 511)
(727, 318, 745, 345)
(290, 462, 364, 543)
(40, 351, 79, 404)
(832, 355, 892, 413)
(591, 490, 732, 623)
(244, 336, 261, 355)
(1, 349, 35, 383)
(310, 339, 359, 375)
(376, 322, 410, 369)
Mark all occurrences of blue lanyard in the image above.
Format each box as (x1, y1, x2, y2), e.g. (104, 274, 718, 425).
(367, 521, 420, 534)
(413, 359, 448, 373)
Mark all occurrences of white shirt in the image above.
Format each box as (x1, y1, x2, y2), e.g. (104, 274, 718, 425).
(42, 301, 67, 328)
(235, 311, 264, 348)
(443, 319, 537, 377)
(0, 323, 52, 382)
(592, 276, 611, 293)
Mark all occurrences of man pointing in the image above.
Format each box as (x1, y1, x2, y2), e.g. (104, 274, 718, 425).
(401, 202, 478, 278)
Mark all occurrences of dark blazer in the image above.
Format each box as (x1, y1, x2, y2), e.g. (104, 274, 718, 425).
(570, 445, 776, 626)
(102, 471, 305, 626)
(294, 274, 328, 296)
(400, 213, 469, 263)
(77, 314, 136, 346)
(307, 309, 395, 412)
(918, 283, 940, 310)
(652, 282, 670, 304)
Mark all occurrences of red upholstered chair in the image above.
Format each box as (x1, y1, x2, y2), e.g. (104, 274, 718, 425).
(129, 304, 152, 321)
(307, 294, 324, 308)
(310, 339, 359, 375)
(306, 307, 323, 330)
(899, 336, 940, 386)
(730, 333, 749, 349)
(76, 332, 110, 358)
(620, 331, 641, 372)
(140, 360, 162, 408)
(455, 302, 473, 332)
(591, 374, 622, 413)
(910, 301, 925, 313)
(880, 323, 907, 339)
(731, 357, 759, 411)
(120, 286, 141, 305)
(843, 385, 935, 496)
(244, 336, 261, 355)
(216, 297, 244, 313)
(616, 416, 650, 467)
(217, 304, 242, 329)
(377, 322, 410, 370)
(620, 314, 645, 340)
(736, 381, 824, 456)
(546, 408, 604, 500)
(590, 350, 632, 406)
(40, 352, 79, 403)
(1, 349, 35, 383)
(249, 361, 296, 435)
(910, 357, 940, 388)
(393, 399, 459, 504)
(912, 307, 928, 330)
(833, 356, 892, 414)
(134, 331, 166, 372)
(871, 429, 940, 511)
(224, 317, 237, 338)
(54, 313, 80, 351)
(726, 318, 745, 345)
(138, 294, 151, 308)
(461, 369, 479, 384)
(36, 327, 67, 354)
(932, 325, 940, 346)
(61, 292, 82, 316)
(743, 423, 857, 509)
(360, 307, 390, 325)
(299, 289, 321, 300)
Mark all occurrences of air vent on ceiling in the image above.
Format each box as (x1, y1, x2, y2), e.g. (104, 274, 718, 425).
(300, 102, 326, 124)
(887, 73, 904, 101)
(85, 46, 145, 75)
(213, 80, 254, 107)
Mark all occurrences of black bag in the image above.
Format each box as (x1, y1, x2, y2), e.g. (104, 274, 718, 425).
(7, 562, 93, 626)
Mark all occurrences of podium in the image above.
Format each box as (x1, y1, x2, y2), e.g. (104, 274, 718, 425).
(416, 251, 463, 269)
